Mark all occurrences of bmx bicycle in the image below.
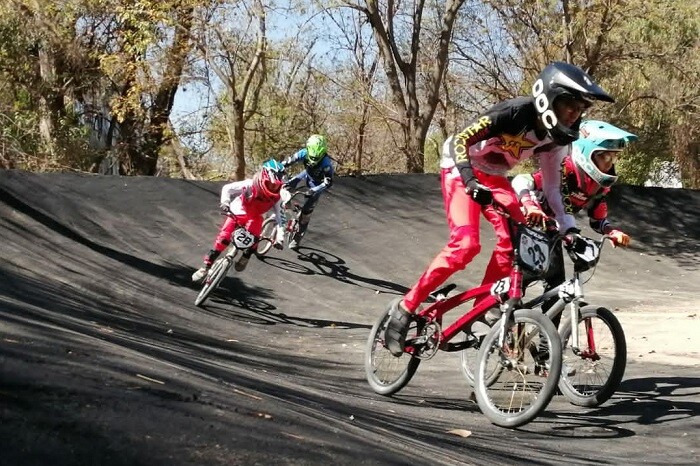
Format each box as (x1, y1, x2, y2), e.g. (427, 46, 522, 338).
(365, 202, 563, 428)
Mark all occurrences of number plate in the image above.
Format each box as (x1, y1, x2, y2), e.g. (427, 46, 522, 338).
(232, 227, 255, 249)
(490, 277, 511, 301)
(517, 226, 551, 274)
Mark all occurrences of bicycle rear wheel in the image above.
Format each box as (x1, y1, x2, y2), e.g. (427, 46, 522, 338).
(365, 298, 421, 395)
(194, 255, 233, 307)
(474, 309, 562, 428)
(256, 216, 277, 256)
(558, 305, 627, 407)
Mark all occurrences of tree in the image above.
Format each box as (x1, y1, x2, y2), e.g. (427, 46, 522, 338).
(191, 0, 267, 180)
(105, 0, 196, 175)
(473, 0, 700, 187)
(319, 5, 380, 174)
(342, 0, 467, 173)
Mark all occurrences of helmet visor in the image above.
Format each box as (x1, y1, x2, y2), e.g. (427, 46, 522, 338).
(597, 138, 630, 150)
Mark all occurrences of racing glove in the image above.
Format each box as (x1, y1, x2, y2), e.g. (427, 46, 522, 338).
(563, 228, 587, 254)
(219, 202, 231, 213)
(466, 180, 493, 206)
(608, 229, 630, 248)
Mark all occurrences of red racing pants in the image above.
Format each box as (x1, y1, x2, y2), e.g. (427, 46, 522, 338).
(402, 167, 526, 312)
(204, 212, 264, 265)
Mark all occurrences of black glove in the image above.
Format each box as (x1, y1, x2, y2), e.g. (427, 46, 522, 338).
(563, 228, 587, 254)
(466, 181, 493, 206)
(304, 190, 315, 198)
(219, 202, 230, 213)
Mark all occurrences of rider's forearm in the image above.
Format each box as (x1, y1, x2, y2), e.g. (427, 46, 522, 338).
(511, 174, 535, 200)
(272, 201, 286, 226)
(282, 149, 304, 167)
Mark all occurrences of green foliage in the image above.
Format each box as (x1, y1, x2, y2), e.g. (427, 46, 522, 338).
(0, 0, 696, 185)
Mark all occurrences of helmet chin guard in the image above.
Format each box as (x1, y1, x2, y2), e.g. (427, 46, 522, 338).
(571, 120, 638, 189)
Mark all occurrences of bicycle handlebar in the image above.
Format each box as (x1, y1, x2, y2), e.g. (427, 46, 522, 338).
(489, 200, 620, 262)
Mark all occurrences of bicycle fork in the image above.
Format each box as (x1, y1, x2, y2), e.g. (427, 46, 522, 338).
(564, 272, 589, 356)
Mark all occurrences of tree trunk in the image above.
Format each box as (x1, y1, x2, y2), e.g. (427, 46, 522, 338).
(37, 41, 57, 157)
(404, 121, 428, 173)
(131, 7, 194, 176)
(232, 99, 246, 181)
(355, 0, 465, 174)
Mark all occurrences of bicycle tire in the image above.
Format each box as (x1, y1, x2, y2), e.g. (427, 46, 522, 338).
(194, 255, 233, 307)
(459, 332, 479, 386)
(460, 331, 503, 388)
(285, 219, 299, 246)
(365, 299, 421, 395)
(256, 216, 277, 256)
(558, 305, 627, 407)
(474, 308, 562, 428)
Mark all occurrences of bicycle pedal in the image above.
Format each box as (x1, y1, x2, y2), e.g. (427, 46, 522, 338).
(444, 338, 479, 352)
(406, 335, 429, 346)
(444, 341, 470, 352)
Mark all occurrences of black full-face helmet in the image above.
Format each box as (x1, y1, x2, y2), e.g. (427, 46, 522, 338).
(532, 62, 615, 145)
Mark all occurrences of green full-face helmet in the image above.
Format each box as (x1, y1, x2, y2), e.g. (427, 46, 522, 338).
(306, 134, 328, 166)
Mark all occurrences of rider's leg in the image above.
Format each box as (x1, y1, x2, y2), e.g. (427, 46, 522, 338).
(466, 175, 527, 332)
(233, 214, 263, 271)
(192, 216, 237, 281)
(542, 244, 565, 326)
(478, 175, 527, 289)
(384, 168, 482, 356)
(291, 192, 320, 247)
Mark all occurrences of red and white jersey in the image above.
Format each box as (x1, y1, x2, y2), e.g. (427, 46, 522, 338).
(441, 96, 576, 232)
(221, 179, 283, 227)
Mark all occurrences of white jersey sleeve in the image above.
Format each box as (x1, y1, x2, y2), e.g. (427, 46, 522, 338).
(511, 173, 536, 198)
(220, 179, 253, 204)
(540, 145, 577, 233)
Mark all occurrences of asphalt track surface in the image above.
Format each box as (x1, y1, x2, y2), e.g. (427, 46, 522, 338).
(1, 170, 698, 466)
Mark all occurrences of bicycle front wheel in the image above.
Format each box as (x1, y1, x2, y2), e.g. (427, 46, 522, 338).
(459, 332, 480, 386)
(474, 309, 562, 428)
(194, 255, 233, 307)
(284, 219, 299, 245)
(558, 305, 627, 407)
(256, 216, 278, 256)
(365, 299, 421, 395)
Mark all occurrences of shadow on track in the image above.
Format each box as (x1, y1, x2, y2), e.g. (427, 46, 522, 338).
(259, 246, 410, 296)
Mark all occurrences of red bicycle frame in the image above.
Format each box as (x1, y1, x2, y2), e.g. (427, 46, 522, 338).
(409, 262, 525, 351)
(402, 201, 545, 354)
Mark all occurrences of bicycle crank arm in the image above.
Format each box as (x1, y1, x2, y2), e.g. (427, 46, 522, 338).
(406, 336, 430, 346)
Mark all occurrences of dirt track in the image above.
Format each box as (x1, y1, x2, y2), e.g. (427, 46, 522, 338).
(1, 171, 698, 465)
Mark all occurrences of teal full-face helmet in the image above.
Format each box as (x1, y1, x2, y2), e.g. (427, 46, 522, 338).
(571, 120, 638, 189)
